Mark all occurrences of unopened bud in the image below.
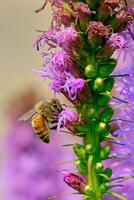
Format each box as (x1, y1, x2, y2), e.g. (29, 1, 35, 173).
(93, 77, 104, 92)
(73, 144, 87, 160)
(63, 172, 86, 193)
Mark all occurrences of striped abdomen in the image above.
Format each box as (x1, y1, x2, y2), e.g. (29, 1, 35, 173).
(31, 114, 50, 143)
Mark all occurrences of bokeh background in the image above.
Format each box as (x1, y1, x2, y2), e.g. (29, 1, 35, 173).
(0, 0, 52, 131)
(0, 1, 81, 199)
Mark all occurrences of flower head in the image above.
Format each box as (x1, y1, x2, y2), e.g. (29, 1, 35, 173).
(87, 21, 110, 39)
(63, 72, 85, 100)
(107, 33, 126, 50)
(56, 27, 79, 51)
(50, 49, 74, 73)
(33, 28, 58, 50)
(49, 72, 85, 100)
(57, 108, 78, 133)
(73, 2, 91, 20)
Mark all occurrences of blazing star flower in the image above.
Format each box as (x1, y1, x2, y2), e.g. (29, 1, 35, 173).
(63, 172, 86, 193)
(116, 6, 134, 30)
(57, 108, 78, 133)
(56, 27, 79, 51)
(73, 2, 91, 20)
(87, 21, 110, 40)
(33, 28, 59, 50)
(107, 33, 126, 50)
(50, 49, 74, 73)
(63, 72, 85, 100)
(49, 72, 85, 100)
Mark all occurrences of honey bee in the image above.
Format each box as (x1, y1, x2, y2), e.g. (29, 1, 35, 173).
(19, 99, 62, 143)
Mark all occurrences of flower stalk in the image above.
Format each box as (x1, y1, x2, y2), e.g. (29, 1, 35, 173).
(33, 0, 134, 199)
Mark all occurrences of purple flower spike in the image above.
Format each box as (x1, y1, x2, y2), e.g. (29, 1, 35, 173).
(63, 172, 86, 193)
(57, 108, 78, 133)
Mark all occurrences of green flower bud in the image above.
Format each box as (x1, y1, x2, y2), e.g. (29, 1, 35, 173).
(75, 160, 88, 175)
(93, 77, 104, 92)
(100, 107, 113, 122)
(100, 146, 110, 160)
(89, 107, 98, 120)
(73, 144, 87, 160)
(98, 59, 117, 77)
(84, 64, 97, 78)
(99, 183, 109, 194)
(86, 144, 96, 155)
(84, 185, 91, 194)
(96, 162, 104, 173)
(96, 122, 107, 134)
(82, 195, 92, 200)
(84, 186, 94, 198)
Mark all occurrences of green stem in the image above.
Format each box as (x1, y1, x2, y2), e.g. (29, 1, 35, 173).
(90, 124, 101, 200)
(85, 121, 102, 200)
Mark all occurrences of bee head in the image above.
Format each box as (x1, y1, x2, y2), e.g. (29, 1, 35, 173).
(51, 99, 62, 112)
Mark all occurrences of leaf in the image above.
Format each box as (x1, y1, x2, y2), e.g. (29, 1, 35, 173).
(62, 143, 74, 147)
(105, 135, 124, 141)
(109, 153, 134, 159)
(48, 192, 79, 199)
(99, 173, 111, 181)
(106, 192, 127, 200)
(111, 175, 134, 182)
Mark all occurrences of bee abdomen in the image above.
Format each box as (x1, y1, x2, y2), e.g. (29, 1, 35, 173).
(31, 115, 50, 143)
(36, 130, 50, 143)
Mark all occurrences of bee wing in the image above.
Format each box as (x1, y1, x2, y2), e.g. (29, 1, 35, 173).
(19, 108, 37, 122)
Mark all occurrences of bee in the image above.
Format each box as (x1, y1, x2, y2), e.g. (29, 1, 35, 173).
(19, 99, 62, 143)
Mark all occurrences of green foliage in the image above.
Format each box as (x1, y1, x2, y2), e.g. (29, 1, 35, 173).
(97, 59, 117, 78)
(75, 160, 88, 175)
(100, 146, 110, 160)
(73, 144, 88, 160)
(100, 107, 113, 122)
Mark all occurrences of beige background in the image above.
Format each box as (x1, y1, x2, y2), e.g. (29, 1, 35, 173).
(0, 0, 53, 133)
(0, 2, 59, 198)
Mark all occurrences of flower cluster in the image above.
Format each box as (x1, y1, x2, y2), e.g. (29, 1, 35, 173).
(33, 0, 134, 199)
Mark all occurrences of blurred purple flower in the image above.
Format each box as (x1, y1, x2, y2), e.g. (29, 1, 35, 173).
(103, 65, 134, 199)
(5, 121, 63, 200)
